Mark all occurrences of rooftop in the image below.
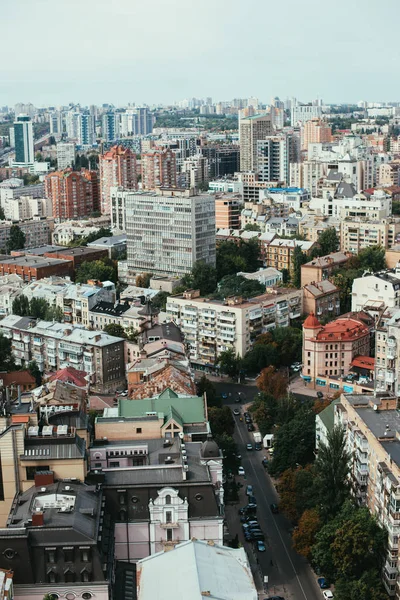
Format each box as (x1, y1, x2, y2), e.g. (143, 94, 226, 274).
(115, 388, 205, 424)
(315, 316, 370, 342)
(0, 256, 72, 269)
(87, 234, 127, 247)
(303, 252, 349, 269)
(304, 280, 339, 297)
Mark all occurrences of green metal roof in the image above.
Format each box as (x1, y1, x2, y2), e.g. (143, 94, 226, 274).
(318, 399, 339, 432)
(118, 388, 206, 424)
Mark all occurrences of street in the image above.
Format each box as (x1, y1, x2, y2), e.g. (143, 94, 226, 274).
(226, 399, 322, 600)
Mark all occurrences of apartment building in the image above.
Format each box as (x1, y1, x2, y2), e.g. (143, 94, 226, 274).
(239, 114, 273, 172)
(341, 218, 400, 254)
(52, 216, 110, 245)
(0, 316, 125, 391)
(141, 148, 177, 190)
(303, 280, 340, 320)
(301, 118, 332, 151)
(126, 188, 215, 276)
(56, 142, 75, 169)
(0, 255, 72, 281)
(309, 189, 392, 220)
(256, 134, 295, 185)
(99, 145, 137, 214)
(302, 313, 371, 386)
(166, 287, 302, 368)
(44, 169, 100, 219)
(289, 160, 328, 196)
(301, 252, 349, 287)
(0, 218, 52, 251)
(181, 155, 209, 188)
(299, 215, 341, 244)
(21, 277, 116, 326)
(373, 309, 400, 396)
(378, 162, 400, 187)
(334, 393, 400, 597)
(291, 102, 322, 125)
(215, 193, 243, 229)
(352, 269, 400, 313)
(266, 238, 314, 272)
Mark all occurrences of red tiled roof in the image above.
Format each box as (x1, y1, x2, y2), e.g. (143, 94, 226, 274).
(303, 313, 321, 329)
(351, 356, 375, 370)
(49, 367, 87, 387)
(88, 395, 115, 410)
(315, 317, 369, 341)
(0, 371, 36, 386)
(11, 415, 30, 423)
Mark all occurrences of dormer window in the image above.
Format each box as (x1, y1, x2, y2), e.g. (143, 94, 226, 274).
(165, 494, 171, 505)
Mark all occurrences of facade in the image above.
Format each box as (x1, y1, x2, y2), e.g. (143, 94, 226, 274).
(102, 111, 119, 142)
(291, 102, 322, 125)
(56, 142, 75, 170)
(237, 267, 282, 287)
(266, 239, 314, 272)
(352, 269, 400, 313)
(239, 114, 273, 172)
(0, 316, 125, 391)
(136, 539, 257, 600)
(13, 115, 34, 166)
(303, 280, 340, 320)
(87, 234, 127, 258)
(0, 255, 72, 281)
(256, 134, 294, 184)
(166, 287, 302, 367)
(309, 189, 392, 221)
(215, 194, 242, 229)
(77, 113, 96, 147)
(181, 155, 209, 189)
(374, 310, 400, 396)
(301, 118, 332, 150)
(141, 148, 177, 191)
(301, 252, 349, 287)
(126, 188, 215, 276)
(302, 314, 371, 386)
(341, 218, 400, 254)
(45, 169, 99, 220)
(335, 393, 400, 597)
(99, 145, 137, 214)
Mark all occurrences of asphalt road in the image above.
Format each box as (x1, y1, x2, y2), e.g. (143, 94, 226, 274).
(228, 402, 322, 600)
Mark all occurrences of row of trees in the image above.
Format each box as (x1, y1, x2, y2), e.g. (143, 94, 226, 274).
(12, 295, 63, 321)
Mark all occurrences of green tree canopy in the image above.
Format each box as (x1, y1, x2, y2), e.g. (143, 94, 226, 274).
(216, 349, 242, 378)
(317, 227, 340, 255)
(196, 375, 220, 407)
(151, 291, 170, 312)
(216, 239, 261, 280)
(243, 223, 261, 232)
(75, 258, 117, 284)
(208, 405, 235, 437)
(358, 245, 386, 272)
(291, 245, 308, 288)
(28, 360, 42, 385)
(6, 225, 26, 253)
(181, 261, 217, 296)
(0, 332, 15, 371)
(12, 295, 30, 316)
(215, 274, 265, 299)
(85, 227, 112, 244)
(103, 323, 127, 338)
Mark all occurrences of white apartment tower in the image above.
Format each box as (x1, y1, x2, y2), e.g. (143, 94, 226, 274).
(239, 114, 273, 172)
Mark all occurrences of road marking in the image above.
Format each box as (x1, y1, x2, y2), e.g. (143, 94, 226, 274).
(235, 420, 310, 600)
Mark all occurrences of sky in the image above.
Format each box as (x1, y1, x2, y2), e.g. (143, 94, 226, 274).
(1, 0, 399, 108)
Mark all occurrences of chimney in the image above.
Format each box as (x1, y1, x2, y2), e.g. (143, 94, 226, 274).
(17, 385, 21, 407)
(34, 471, 54, 487)
(32, 511, 44, 526)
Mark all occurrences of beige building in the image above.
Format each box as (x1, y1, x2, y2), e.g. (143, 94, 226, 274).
(239, 115, 273, 172)
(335, 393, 400, 597)
(303, 280, 340, 320)
(215, 194, 243, 229)
(301, 119, 332, 151)
(378, 162, 400, 187)
(290, 160, 328, 196)
(340, 218, 400, 254)
(266, 238, 314, 272)
(301, 252, 349, 287)
(141, 148, 177, 190)
(166, 287, 302, 368)
(299, 215, 341, 244)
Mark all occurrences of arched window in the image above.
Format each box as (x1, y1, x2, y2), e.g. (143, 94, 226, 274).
(165, 494, 171, 505)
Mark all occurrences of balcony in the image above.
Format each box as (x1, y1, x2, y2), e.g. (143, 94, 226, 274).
(386, 371, 395, 384)
(387, 349, 396, 360)
(160, 522, 179, 529)
(289, 311, 301, 319)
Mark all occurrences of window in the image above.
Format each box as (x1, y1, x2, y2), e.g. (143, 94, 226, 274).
(166, 511, 172, 523)
(26, 466, 50, 480)
(63, 548, 74, 562)
(81, 549, 90, 562)
(166, 529, 173, 542)
(110, 462, 120, 468)
(119, 509, 127, 521)
(81, 570, 90, 583)
(165, 494, 171, 505)
(47, 550, 56, 563)
(94, 462, 102, 468)
(136, 428, 142, 434)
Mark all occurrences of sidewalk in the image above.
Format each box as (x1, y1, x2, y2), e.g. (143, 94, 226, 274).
(289, 375, 318, 397)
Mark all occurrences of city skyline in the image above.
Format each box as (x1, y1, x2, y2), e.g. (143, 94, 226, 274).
(1, 0, 399, 106)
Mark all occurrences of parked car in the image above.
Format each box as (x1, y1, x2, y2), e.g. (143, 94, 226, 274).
(250, 532, 265, 541)
(255, 442, 262, 451)
(317, 391, 324, 399)
(257, 540, 266, 552)
(233, 408, 241, 416)
(246, 485, 253, 496)
(246, 443, 253, 451)
(322, 592, 334, 600)
(247, 423, 255, 432)
(262, 458, 269, 468)
(245, 416, 252, 423)
(238, 466, 245, 476)
(270, 503, 279, 514)
(317, 578, 330, 590)
(248, 495, 257, 505)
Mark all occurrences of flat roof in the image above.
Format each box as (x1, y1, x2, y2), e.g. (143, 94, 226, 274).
(0, 256, 71, 268)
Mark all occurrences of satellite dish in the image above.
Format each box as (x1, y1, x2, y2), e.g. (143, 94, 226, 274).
(373, 404, 378, 411)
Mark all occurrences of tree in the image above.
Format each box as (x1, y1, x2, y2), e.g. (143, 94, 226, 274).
(0, 206, 5, 220)
(314, 425, 351, 519)
(257, 366, 288, 398)
(216, 239, 261, 280)
(208, 405, 235, 437)
(293, 508, 321, 560)
(0, 333, 15, 371)
(103, 323, 127, 338)
(135, 272, 152, 288)
(182, 261, 217, 296)
(85, 227, 112, 244)
(12, 294, 30, 316)
(317, 228, 340, 255)
(281, 268, 290, 284)
(279, 466, 317, 523)
(6, 225, 26, 253)
(28, 360, 42, 386)
(358, 246, 386, 272)
(196, 375, 220, 407)
(44, 305, 64, 322)
(242, 343, 279, 375)
(215, 274, 265, 299)
(243, 223, 261, 232)
(334, 570, 389, 600)
(75, 259, 117, 284)
(29, 297, 50, 319)
(291, 245, 308, 288)
(217, 349, 242, 378)
(151, 291, 170, 312)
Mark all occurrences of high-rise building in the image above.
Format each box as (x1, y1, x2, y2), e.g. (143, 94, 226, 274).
(301, 118, 332, 151)
(49, 111, 63, 135)
(239, 115, 273, 171)
(56, 142, 75, 170)
(78, 113, 96, 147)
(181, 155, 209, 188)
(45, 168, 100, 219)
(215, 194, 242, 229)
(102, 111, 120, 142)
(126, 188, 215, 276)
(291, 101, 322, 125)
(256, 134, 297, 184)
(99, 145, 137, 214)
(65, 111, 80, 140)
(120, 107, 154, 136)
(13, 115, 34, 166)
(141, 148, 177, 190)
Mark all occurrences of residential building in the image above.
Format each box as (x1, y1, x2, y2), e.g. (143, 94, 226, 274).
(291, 102, 322, 125)
(315, 399, 340, 449)
(102, 111, 119, 142)
(259, 186, 310, 212)
(301, 252, 350, 287)
(56, 142, 75, 170)
(239, 114, 273, 172)
(51, 216, 111, 245)
(45, 169, 100, 219)
(0, 476, 112, 599)
(110, 186, 128, 231)
(303, 280, 341, 320)
(387, 246, 400, 269)
(352, 268, 400, 313)
(122, 106, 154, 136)
(1, 195, 52, 221)
(12, 115, 34, 166)
(378, 162, 400, 187)
(299, 215, 341, 244)
(0, 316, 125, 391)
(0, 275, 25, 316)
(166, 287, 302, 367)
(99, 145, 137, 214)
(127, 359, 194, 399)
(37, 246, 109, 271)
(256, 134, 295, 184)
(141, 148, 177, 191)
(136, 539, 257, 600)
(302, 118, 332, 151)
(126, 188, 215, 276)
(302, 313, 371, 386)
(181, 155, 209, 188)
(77, 112, 96, 147)
(209, 179, 243, 194)
(237, 267, 282, 287)
(264, 216, 300, 238)
(309, 189, 392, 220)
(373, 309, 400, 396)
(87, 234, 127, 258)
(0, 255, 72, 281)
(334, 393, 400, 597)
(49, 110, 62, 135)
(341, 218, 400, 254)
(266, 238, 315, 272)
(88, 300, 152, 332)
(215, 193, 243, 229)
(290, 160, 328, 196)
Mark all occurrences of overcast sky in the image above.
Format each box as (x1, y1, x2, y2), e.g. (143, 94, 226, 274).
(1, 0, 399, 107)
